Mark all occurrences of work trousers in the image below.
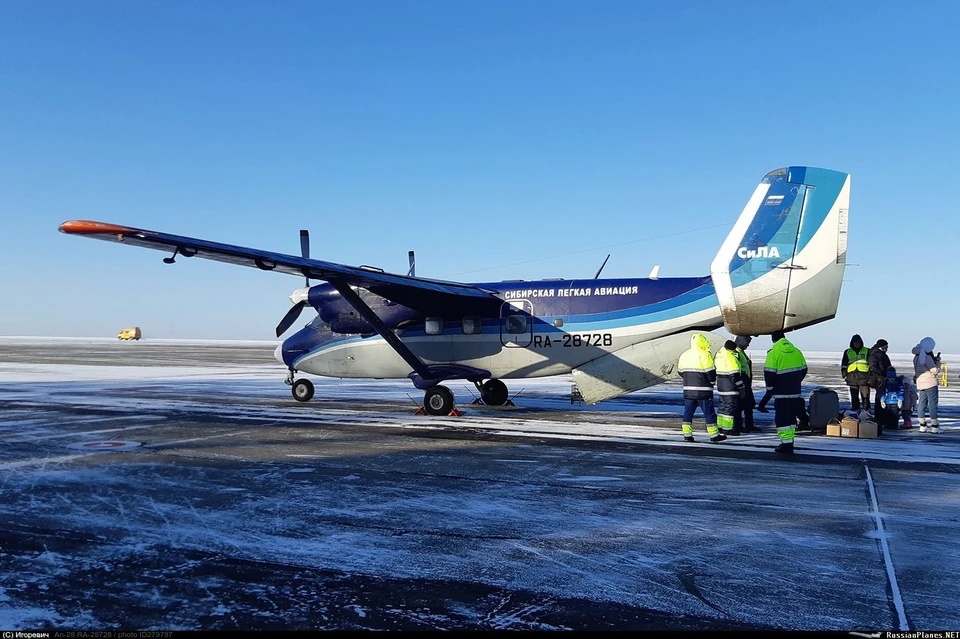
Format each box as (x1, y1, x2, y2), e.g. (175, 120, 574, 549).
(681, 398, 719, 438)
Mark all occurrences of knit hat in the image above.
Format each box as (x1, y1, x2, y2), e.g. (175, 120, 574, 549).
(875, 339, 888, 348)
(734, 335, 751, 349)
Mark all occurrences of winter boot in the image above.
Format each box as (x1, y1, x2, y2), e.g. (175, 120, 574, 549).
(774, 442, 795, 454)
(929, 424, 940, 434)
(709, 433, 727, 443)
(683, 436, 695, 443)
(919, 422, 928, 433)
(902, 417, 912, 429)
(725, 428, 742, 437)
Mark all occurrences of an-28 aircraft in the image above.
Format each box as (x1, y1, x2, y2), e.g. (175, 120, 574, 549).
(60, 166, 850, 415)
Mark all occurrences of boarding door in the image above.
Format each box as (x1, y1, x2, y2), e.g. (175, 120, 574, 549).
(500, 300, 533, 348)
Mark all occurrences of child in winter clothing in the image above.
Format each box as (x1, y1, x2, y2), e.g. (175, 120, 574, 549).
(900, 379, 918, 429)
(877, 368, 905, 431)
(912, 337, 941, 433)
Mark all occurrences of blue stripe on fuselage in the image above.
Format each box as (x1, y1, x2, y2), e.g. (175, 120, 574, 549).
(283, 276, 720, 367)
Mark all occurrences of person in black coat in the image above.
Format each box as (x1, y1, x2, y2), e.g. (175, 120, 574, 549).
(867, 339, 892, 423)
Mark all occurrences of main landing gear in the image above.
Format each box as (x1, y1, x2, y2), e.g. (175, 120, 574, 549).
(418, 378, 511, 415)
(475, 379, 510, 406)
(422, 385, 456, 416)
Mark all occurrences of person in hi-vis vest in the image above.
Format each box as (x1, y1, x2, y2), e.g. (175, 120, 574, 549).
(841, 334, 871, 412)
(715, 340, 744, 436)
(759, 330, 808, 455)
(734, 335, 761, 433)
(677, 333, 725, 444)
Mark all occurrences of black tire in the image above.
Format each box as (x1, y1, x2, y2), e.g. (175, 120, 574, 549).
(423, 385, 454, 416)
(480, 379, 509, 406)
(292, 378, 315, 402)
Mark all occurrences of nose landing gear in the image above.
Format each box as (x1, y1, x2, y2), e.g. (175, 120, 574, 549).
(286, 370, 315, 403)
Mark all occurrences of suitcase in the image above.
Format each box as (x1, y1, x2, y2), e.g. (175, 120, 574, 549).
(808, 388, 840, 432)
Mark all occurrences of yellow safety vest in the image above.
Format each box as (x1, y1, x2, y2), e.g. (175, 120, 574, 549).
(846, 347, 869, 373)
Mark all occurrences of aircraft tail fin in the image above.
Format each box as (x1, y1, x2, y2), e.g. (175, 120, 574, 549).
(709, 166, 850, 335)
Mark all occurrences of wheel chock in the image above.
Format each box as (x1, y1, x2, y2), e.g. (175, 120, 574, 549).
(414, 407, 463, 416)
(470, 398, 515, 407)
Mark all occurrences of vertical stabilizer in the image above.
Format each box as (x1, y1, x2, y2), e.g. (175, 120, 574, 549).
(709, 167, 850, 335)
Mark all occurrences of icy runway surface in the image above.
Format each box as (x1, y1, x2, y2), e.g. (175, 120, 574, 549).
(1, 338, 958, 630)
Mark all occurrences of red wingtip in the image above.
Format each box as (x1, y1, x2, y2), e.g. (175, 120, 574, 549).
(59, 220, 136, 235)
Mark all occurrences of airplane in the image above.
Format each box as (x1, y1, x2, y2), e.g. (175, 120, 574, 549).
(59, 166, 850, 415)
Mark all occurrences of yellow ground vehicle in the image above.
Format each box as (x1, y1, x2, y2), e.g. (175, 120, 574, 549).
(117, 327, 142, 341)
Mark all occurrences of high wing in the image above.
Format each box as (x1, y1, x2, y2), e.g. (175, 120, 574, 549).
(59, 220, 501, 314)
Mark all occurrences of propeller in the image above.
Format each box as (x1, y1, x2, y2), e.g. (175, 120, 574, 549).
(276, 299, 308, 337)
(276, 230, 312, 337)
(300, 229, 310, 286)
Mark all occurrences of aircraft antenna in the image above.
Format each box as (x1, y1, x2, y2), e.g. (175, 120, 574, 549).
(407, 250, 416, 277)
(593, 254, 611, 279)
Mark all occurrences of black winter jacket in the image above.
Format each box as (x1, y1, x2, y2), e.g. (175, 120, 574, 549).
(867, 347, 892, 388)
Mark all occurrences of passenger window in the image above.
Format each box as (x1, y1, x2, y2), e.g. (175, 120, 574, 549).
(462, 316, 482, 334)
(505, 314, 527, 334)
(425, 317, 443, 335)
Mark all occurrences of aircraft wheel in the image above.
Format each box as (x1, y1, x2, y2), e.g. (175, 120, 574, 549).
(424, 385, 454, 416)
(480, 379, 509, 406)
(292, 378, 315, 402)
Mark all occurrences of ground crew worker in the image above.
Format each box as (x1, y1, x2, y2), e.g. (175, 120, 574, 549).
(841, 334, 871, 412)
(733, 335, 761, 432)
(715, 340, 744, 436)
(757, 330, 808, 454)
(678, 333, 725, 443)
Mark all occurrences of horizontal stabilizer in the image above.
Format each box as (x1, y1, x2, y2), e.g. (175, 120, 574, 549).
(709, 167, 850, 335)
(572, 331, 727, 404)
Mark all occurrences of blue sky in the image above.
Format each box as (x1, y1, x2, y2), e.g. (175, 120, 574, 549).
(2, 1, 958, 354)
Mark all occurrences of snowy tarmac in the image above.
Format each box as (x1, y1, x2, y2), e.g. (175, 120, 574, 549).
(1, 337, 958, 631)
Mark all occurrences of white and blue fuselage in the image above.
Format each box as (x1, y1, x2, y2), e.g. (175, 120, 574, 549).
(279, 276, 723, 380)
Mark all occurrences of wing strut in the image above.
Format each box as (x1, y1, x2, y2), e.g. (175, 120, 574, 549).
(330, 280, 491, 390)
(330, 281, 433, 380)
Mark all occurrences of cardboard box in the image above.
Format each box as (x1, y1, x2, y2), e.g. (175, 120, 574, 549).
(858, 420, 879, 439)
(826, 420, 842, 437)
(840, 417, 859, 438)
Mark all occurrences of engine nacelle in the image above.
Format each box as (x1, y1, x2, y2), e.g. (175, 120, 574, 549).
(307, 283, 419, 334)
(329, 315, 374, 334)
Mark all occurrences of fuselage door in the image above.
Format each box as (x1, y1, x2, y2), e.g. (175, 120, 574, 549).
(500, 300, 533, 348)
